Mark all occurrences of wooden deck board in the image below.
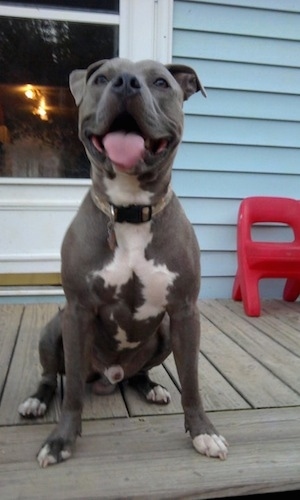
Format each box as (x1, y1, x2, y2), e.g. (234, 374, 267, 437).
(0, 303, 61, 425)
(200, 311, 300, 408)
(0, 299, 299, 498)
(225, 299, 300, 356)
(203, 300, 300, 396)
(123, 363, 183, 417)
(0, 304, 24, 396)
(0, 408, 299, 499)
(82, 382, 128, 420)
(163, 353, 251, 411)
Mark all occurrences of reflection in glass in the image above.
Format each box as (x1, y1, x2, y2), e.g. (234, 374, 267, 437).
(0, 17, 118, 178)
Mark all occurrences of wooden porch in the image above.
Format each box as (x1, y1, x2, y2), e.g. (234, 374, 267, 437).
(0, 299, 299, 499)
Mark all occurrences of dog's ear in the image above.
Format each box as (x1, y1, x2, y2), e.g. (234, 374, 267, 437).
(166, 64, 207, 100)
(69, 60, 109, 106)
(69, 69, 87, 106)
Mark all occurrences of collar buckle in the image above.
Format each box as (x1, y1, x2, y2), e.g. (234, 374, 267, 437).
(112, 204, 152, 223)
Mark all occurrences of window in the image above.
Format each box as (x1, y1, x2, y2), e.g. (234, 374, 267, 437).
(0, 0, 173, 282)
(0, 1, 119, 178)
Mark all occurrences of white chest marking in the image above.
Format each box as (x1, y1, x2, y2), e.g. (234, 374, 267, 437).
(115, 324, 141, 351)
(91, 223, 178, 321)
(104, 172, 153, 205)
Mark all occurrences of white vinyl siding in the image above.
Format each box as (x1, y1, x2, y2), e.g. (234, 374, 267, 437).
(172, 0, 300, 298)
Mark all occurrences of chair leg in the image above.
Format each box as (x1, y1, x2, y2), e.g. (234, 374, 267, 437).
(283, 279, 300, 302)
(240, 271, 261, 317)
(232, 273, 242, 301)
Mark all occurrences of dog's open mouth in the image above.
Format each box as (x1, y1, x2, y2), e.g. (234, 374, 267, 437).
(90, 112, 169, 171)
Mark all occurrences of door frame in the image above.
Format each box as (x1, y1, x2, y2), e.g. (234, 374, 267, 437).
(0, 0, 173, 288)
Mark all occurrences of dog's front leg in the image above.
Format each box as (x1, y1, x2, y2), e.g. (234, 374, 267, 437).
(37, 303, 92, 468)
(170, 305, 228, 460)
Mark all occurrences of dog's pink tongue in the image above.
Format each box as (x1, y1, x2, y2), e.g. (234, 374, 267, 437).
(103, 132, 145, 170)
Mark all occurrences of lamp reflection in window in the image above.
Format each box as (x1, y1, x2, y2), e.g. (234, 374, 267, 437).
(34, 97, 48, 121)
(24, 85, 48, 121)
(24, 84, 39, 100)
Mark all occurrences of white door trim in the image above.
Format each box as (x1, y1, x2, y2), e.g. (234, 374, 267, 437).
(0, 0, 174, 278)
(119, 0, 173, 63)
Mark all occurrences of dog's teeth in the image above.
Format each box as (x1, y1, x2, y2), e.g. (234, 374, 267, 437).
(156, 138, 168, 153)
(91, 135, 103, 152)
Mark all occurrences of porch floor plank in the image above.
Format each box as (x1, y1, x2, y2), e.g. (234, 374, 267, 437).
(200, 311, 300, 408)
(163, 352, 251, 411)
(203, 300, 300, 396)
(0, 408, 299, 499)
(82, 383, 128, 420)
(0, 303, 61, 425)
(226, 298, 300, 356)
(0, 304, 24, 396)
(0, 299, 299, 498)
(123, 363, 183, 417)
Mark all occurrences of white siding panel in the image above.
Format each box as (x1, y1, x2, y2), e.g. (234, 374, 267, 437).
(173, 0, 300, 299)
(201, 251, 236, 276)
(173, 171, 299, 199)
(175, 144, 300, 173)
(184, 90, 300, 122)
(183, 116, 300, 148)
(174, 2, 300, 40)
(194, 225, 235, 251)
(174, 31, 300, 67)
(201, 277, 287, 300)
(200, 277, 234, 299)
(175, 58, 300, 94)
(180, 198, 240, 224)
(187, 0, 300, 14)
(193, 225, 294, 252)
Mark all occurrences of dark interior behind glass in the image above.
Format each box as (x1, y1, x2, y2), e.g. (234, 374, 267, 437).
(0, 15, 118, 178)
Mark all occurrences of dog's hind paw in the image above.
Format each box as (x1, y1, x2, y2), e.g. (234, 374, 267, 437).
(18, 397, 47, 418)
(146, 385, 171, 404)
(37, 442, 72, 468)
(193, 433, 228, 460)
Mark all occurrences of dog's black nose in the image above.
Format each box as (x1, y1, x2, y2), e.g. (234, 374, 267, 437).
(112, 72, 141, 96)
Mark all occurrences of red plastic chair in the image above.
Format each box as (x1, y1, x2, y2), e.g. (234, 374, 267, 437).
(232, 196, 300, 316)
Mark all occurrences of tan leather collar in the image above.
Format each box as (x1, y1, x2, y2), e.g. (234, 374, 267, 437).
(91, 185, 173, 224)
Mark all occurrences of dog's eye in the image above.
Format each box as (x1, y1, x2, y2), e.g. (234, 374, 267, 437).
(93, 74, 108, 85)
(154, 78, 169, 88)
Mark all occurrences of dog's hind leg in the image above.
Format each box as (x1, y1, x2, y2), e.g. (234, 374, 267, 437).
(18, 309, 64, 418)
(128, 371, 171, 404)
(127, 316, 172, 404)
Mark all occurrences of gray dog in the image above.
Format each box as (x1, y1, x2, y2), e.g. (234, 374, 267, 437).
(19, 58, 228, 467)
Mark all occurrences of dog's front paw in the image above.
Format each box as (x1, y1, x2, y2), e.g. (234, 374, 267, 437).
(146, 385, 171, 404)
(193, 433, 228, 460)
(37, 439, 72, 468)
(18, 397, 47, 418)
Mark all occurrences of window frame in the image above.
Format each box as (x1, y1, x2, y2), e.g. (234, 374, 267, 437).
(0, 0, 173, 281)
(0, 0, 173, 186)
